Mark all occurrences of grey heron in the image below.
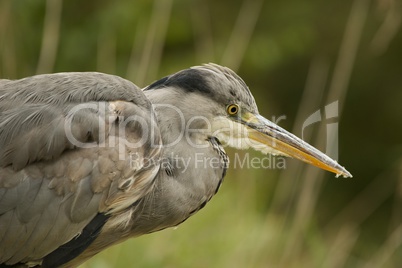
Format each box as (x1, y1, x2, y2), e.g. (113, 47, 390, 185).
(0, 63, 351, 267)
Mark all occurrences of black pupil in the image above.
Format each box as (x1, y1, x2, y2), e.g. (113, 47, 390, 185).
(230, 106, 237, 113)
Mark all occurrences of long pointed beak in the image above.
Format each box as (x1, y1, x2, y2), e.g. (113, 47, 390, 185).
(242, 113, 352, 178)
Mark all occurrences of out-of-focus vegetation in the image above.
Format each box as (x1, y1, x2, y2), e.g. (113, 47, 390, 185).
(1, 0, 401, 267)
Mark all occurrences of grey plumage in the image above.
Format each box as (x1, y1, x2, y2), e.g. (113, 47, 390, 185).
(0, 72, 150, 169)
(0, 72, 161, 266)
(0, 64, 351, 267)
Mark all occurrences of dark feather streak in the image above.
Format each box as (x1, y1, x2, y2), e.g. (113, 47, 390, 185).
(41, 213, 109, 268)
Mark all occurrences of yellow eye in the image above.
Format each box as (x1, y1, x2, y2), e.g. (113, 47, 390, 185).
(227, 104, 239, 115)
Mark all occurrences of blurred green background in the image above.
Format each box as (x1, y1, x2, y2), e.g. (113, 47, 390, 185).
(1, 0, 401, 267)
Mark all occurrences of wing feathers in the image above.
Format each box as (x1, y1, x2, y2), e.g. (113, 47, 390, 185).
(42, 213, 109, 268)
(0, 72, 162, 266)
(0, 72, 149, 170)
(69, 178, 102, 222)
(0, 73, 160, 266)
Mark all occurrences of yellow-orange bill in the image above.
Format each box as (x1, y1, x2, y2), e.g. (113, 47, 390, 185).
(243, 113, 352, 178)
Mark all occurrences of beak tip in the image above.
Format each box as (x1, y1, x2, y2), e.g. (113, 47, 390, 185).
(337, 167, 352, 178)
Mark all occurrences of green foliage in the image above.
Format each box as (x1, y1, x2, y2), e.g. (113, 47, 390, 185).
(1, 0, 401, 267)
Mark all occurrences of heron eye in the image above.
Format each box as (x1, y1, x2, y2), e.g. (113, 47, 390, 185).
(227, 104, 239, 115)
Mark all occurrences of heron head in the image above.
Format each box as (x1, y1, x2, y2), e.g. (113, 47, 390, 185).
(145, 63, 351, 178)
